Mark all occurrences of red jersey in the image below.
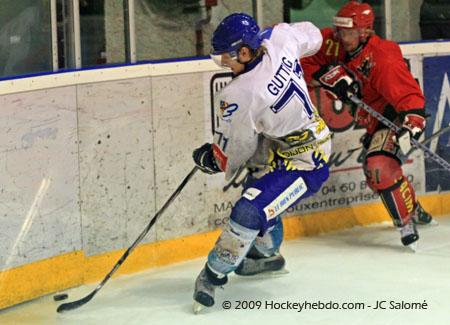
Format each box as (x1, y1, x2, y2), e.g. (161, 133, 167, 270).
(301, 28, 425, 135)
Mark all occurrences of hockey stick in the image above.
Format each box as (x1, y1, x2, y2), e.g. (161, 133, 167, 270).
(405, 123, 450, 156)
(352, 126, 450, 153)
(349, 96, 450, 172)
(57, 166, 199, 313)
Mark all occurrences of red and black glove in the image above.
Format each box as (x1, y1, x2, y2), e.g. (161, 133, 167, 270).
(313, 64, 360, 101)
(395, 112, 426, 154)
(192, 143, 222, 174)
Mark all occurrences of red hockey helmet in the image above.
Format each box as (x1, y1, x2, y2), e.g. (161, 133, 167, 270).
(333, 1, 374, 31)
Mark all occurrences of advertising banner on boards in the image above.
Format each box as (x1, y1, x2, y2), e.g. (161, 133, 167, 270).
(423, 55, 450, 192)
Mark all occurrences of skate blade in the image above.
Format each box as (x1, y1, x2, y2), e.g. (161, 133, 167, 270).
(245, 268, 290, 279)
(406, 242, 418, 253)
(268, 268, 290, 276)
(416, 219, 439, 227)
(193, 301, 206, 314)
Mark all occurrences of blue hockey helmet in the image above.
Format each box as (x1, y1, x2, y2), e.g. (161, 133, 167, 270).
(211, 13, 261, 55)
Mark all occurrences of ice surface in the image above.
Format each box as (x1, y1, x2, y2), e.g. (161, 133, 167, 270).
(1, 216, 449, 325)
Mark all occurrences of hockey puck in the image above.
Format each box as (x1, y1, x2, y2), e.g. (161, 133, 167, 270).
(53, 293, 68, 301)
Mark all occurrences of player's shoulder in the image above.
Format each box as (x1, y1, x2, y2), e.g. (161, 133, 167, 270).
(366, 35, 403, 61)
(270, 22, 296, 42)
(320, 27, 336, 40)
(272, 21, 321, 39)
(273, 21, 315, 32)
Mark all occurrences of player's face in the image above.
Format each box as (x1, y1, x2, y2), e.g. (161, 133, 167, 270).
(210, 52, 245, 74)
(222, 53, 245, 74)
(337, 28, 361, 52)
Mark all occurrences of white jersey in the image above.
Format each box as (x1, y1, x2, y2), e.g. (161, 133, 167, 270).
(213, 22, 331, 180)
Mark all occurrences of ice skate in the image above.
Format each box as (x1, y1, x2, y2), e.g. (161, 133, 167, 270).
(193, 300, 208, 314)
(398, 220, 419, 252)
(412, 203, 438, 226)
(193, 266, 227, 314)
(235, 250, 288, 277)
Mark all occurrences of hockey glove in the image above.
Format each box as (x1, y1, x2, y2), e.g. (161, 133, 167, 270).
(395, 113, 426, 155)
(313, 64, 360, 102)
(193, 143, 222, 174)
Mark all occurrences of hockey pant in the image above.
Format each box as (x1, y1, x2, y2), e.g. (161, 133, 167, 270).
(207, 165, 329, 276)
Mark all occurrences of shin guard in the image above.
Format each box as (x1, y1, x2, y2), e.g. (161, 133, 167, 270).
(207, 219, 259, 275)
(379, 177, 417, 227)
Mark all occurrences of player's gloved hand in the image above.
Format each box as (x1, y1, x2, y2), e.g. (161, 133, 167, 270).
(193, 143, 222, 174)
(395, 113, 426, 155)
(313, 64, 360, 101)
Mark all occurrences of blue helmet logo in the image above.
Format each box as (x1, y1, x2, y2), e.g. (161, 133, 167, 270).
(211, 13, 261, 55)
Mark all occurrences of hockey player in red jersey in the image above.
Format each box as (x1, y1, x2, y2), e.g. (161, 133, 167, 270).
(301, 1, 435, 250)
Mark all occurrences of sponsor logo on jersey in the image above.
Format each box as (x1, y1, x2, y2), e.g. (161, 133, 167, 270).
(277, 144, 315, 158)
(277, 133, 331, 158)
(219, 100, 239, 120)
(284, 130, 315, 144)
(357, 55, 373, 78)
(263, 177, 308, 220)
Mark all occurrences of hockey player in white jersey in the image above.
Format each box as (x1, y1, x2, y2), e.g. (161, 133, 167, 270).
(192, 13, 331, 312)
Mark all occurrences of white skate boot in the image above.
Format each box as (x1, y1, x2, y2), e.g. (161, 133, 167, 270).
(398, 220, 419, 252)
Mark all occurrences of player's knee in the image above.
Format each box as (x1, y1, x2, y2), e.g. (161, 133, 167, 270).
(207, 219, 259, 275)
(364, 154, 403, 191)
(230, 198, 263, 230)
(253, 218, 284, 256)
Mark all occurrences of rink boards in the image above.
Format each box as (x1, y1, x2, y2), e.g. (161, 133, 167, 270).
(0, 42, 449, 309)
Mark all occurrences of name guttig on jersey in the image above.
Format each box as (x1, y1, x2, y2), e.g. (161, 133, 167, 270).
(213, 22, 331, 180)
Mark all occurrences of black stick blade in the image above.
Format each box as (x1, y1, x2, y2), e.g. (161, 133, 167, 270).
(56, 167, 198, 313)
(56, 292, 95, 313)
